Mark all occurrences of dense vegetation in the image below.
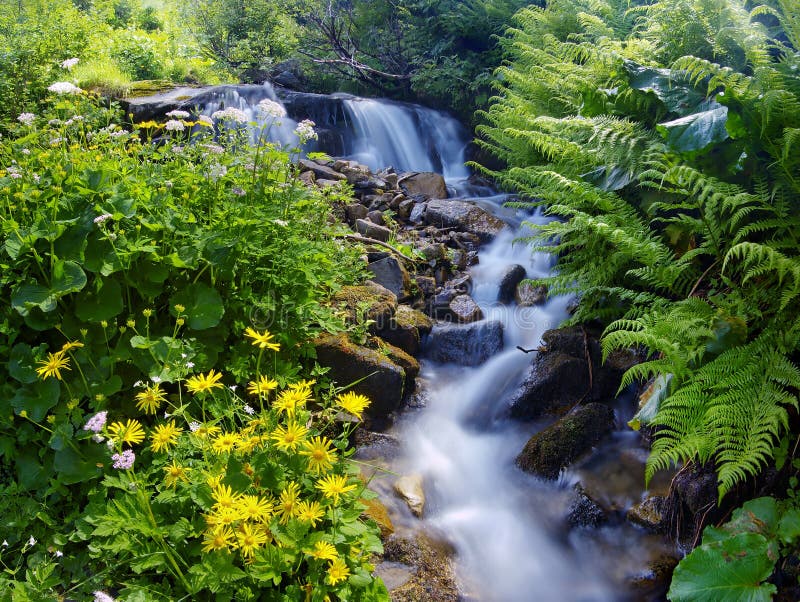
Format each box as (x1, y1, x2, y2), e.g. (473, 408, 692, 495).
(478, 0, 800, 597)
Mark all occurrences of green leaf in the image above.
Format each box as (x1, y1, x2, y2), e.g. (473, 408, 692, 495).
(11, 283, 57, 315)
(53, 445, 104, 485)
(669, 533, 778, 602)
(657, 105, 729, 153)
(625, 61, 707, 116)
(777, 509, 800, 544)
(50, 260, 87, 296)
(9, 344, 39, 384)
(170, 283, 224, 330)
(75, 278, 123, 321)
(10, 379, 60, 422)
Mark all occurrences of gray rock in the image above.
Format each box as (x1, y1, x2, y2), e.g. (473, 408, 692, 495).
(448, 294, 483, 323)
(415, 276, 436, 298)
(368, 256, 411, 300)
(376, 305, 433, 356)
(516, 403, 616, 479)
(567, 485, 608, 528)
(425, 199, 506, 243)
(627, 555, 679, 600)
(298, 158, 347, 181)
(426, 320, 504, 366)
(345, 203, 368, 224)
(399, 172, 448, 199)
(398, 199, 415, 220)
(498, 264, 527, 304)
(409, 202, 427, 225)
(355, 218, 392, 242)
(316, 178, 343, 188)
(516, 281, 548, 306)
(331, 281, 397, 328)
(367, 210, 386, 226)
(380, 534, 459, 602)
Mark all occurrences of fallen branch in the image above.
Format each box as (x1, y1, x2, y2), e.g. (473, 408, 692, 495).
(339, 233, 417, 265)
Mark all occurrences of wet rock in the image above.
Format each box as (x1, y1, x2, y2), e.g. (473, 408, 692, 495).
(425, 199, 506, 243)
(515, 281, 548, 306)
(426, 320, 504, 366)
(516, 403, 616, 479)
(393, 473, 425, 517)
(298, 170, 315, 187)
(567, 484, 608, 528)
(314, 333, 406, 428)
(331, 281, 397, 328)
(378, 338, 420, 381)
(298, 158, 347, 181)
(316, 178, 342, 188)
(415, 276, 436, 298)
(626, 554, 679, 600)
(409, 202, 427, 224)
(345, 203, 368, 224)
(627, 495, 669, 533)
(376, 305, 433, 357)
(355, 218, 392, 242)
(380, 534, 458, 602)
(362, 497, 394, 538)
(399, 172, 448, 199)
(672, 464, 718, 517)
(367, 256, 411, 300)
(448, 294, 483, 323)
(366, 210, 385, 226)
(498, 264, 527, 304)
(398, 199, 415, 220)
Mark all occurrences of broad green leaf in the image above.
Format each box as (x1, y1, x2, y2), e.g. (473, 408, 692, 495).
(581, 166, 632, 191)
(777, 508, 800, 544)
(170, 283, 224, 330)
(50, 260, 87, 296)
(657, 105, 729, 153)
(11, 283, 57, 315)
(669, 533, 777, 602)
(626, 61, 707, 116)
(9, 343, 39, 384)
(10, 379, 60, 422)
(75, 278, 123, 321)
(53, 445, 104, 485)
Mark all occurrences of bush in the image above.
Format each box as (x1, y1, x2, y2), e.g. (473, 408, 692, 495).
(110, 29, 165, 80)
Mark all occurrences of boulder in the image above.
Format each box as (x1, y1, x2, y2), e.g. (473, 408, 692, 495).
(425, 199, 505, 243)
(314, 333, 406, 428)
(316, 178, 342, 188)
(627, 495, 669, 533)
(379, 534, 458, 602)
(298, 170, 315, 187)
(516, 403, 616, 479)
(345, 203, 368, 224)
(355, 218, 392, 242)
(426, 320, 504, 366)
(415, 276, 436, 298)
(368, 256, 411, 300)
(378, 339, 420, 381)
(498, 264, 527, 304)
(361, 497, 394, 538)
(409, 202, 427, 224)
(398, 199, 415, 220)
(626, 554, 679, 600)
(448, 294, 483, 323)
(376, 305, 433, 357)
(515, 281, 548, 306)
(567, 484, 608, 528)
(298, 158, 347, 181)
(399, 172, 448, 199)
(331, 281, 397, 329)
(367, 210, 386, 226)
(393, 473, 425, 517)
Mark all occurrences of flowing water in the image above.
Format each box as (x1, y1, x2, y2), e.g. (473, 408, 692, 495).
(188, 85, 673, 600)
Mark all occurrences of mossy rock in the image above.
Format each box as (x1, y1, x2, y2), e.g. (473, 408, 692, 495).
(331, 281, 397, 329)
(376, 305, 433, 357)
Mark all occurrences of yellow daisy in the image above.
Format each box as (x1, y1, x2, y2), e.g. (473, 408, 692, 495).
(36, 352, 70, 381)
(244, 327, 281, 351)
(163, 461, 189, 488)
(307, 540, 338, 561)
(326, 556, 351, 585)
(236, 435, 262, 454)
(108, 419, 146, 446)
(297, 499, 325, 527)
(336, 391, 371, 420)
(135, 384, 167, 414)
(150, 421, 182, 453)
(60, 341, 84, 353)
(236, 522, 268, 558)
(299, 436, 336, 475)
(270, 421, 308, 453)
(272, 388, 310, 417)
(315, 474, 357, 505)
(185, 369, 224, 394)
(277, 481, 301, 523)
(211, 431, 240, 454)
(201, 526, 236, 553)
(206, 506, 240, 528)
(247, 376, 278, 396)
(212, 484, 239, 510)
(192, 423, 221, 439)
(237, 494, 273, 522)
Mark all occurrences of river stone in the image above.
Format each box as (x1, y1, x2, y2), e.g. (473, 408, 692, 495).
(380, 534, 458, 602)
(398, 198, 415, 220)
(362, 496, 394, 538)
(448, 294, 483, 323)
(567, 484, 608, 528)
(426, 320, 504, 366)
(367, 210, 385, 226)
(415, 276, 436, 298)
(314, 333, 406, 428)
(498, 264, 527, 303)
(399, 172, 448, 199)
(316, 178, 342, 188)
(425, 199, 506, 243)
(376, 305, 433, 356)
(626, 554, 679, 600)
(515, 281, 548, 306)
(516, 403, 616, 479)
(298, 170, 315, 187)
(368, 256, 411, 300)
(345, 203, 368, 224)
(355, 218, 392, 242)
(409, 202, 427, 224)
(627, 495, 669, 533)
(298, 158, 347, 181)
(379, 339, 420, 381)
(331, 281, 397, 328)
(394, 473, 425, 517)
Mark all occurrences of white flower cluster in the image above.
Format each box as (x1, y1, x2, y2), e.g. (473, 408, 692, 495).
(17, 112, 35, 127)
(257, 98, 287, 120)
(294, 119, 318, 143)
(60, 57, 80, 70)
(165, 109, 190, 119)
(47, 81, 83, 95)
(93, 213, 113, 225)
(164, 119, 185, 132)
(200, 143, 224, 155)
(207, 163, 227, 181)
(197, 114, 214, 127)
(211, 107, 248, 123)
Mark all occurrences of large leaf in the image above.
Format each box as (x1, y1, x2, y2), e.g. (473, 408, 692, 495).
(626, 61, 707, 116)
(9, 343, 39, 384)
(669, 533, 778, 602)
(657, 105, 729, 153)
(11, 261, 87, 316)
(75, 278, 124, 322)
(170, 283, 224, 330)
(10, 379, 61, 422)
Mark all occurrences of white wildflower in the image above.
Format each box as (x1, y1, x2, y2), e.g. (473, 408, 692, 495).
(47, 81, 83, 95)
(206, 163, 227, 181)
(48, 119, 61, 126)
(274, 219, 288, 227)
(186, 361, 195, 369)
(200, 143, 224, 155)
(211, 107, 248, 123)
(61, 57, 80, 70)
(83, 411, 108, 433)
(27, 536, 36, 546)
(294, 119, 318, 143)
(197, 114, 214, 127)
(257, 98, 287, 120)
(21, 148, 31, 155)
(92, 434, 105, 443)
(33, 174, 40, 183)
(151, 376, 162, 383)
(189, 421, 201, 432)
(93, 591, 115, 602)
(243, 404, 255, 415)
(165, 110, 190, 119)
(164, 119, 185, 132)
(93, 213, 113, 225)
(17, 113, 35, 127)
(1, 540, 7, 547)
(54, 550, 64, 557)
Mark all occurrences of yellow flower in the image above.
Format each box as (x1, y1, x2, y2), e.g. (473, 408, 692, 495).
(237, 495, 273, 522)
(247, 376, 278, 396)
(315, 474, 357, 505)
(185, 369, 224, 394)
(202, 526, 236, 553)
(297, 499, 325, 527)
(211, 431, 240, 454)
(307, 540, 338, 561)
(299, 436, 336, 475)
(163, 461, 189, 488)
(244, 327, 280, 351)
(236, 522, 268, 558)
(193, 423, 221, 439)
(150, 421, 182, 453)
(108, 419, 146, 446)
(60, 341, 84, 353)
(270, 421, 308, 453)
(278, 481, 301, 523)
(206, 473, 224, 489)
(288, 379, 315, 394)
(36, 352, 70, 380)
(236, 435, 262, 454)
(326, 557, 351, 585)
(273, 388, 310, 417)
(336, 391, 371, 420)
(135, 384, 167, 414)
(206, 506, 239, 528)
(212, 484, 239, 510)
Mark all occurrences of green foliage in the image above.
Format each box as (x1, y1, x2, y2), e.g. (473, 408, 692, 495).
(478, 0, 800, 498)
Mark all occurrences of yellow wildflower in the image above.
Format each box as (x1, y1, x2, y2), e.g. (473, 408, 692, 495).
(108, 419, 146, 446)
(236, 435, 262, 454)
(211, 431, 240, 454)
(236, 522, 268, 558)
(206, 506, 240, 528)
(296, 500, 325, 527)
(316, 474, 357, 505)
(60, 341, 84, 353)
(206, 473, 224, 489)
(237, 494, 273, 522)
(270, 421, 308, 453)
(212, 484, 239, 510)
(193, 423, 221, 439)
(135, 384, 166, 414)
(244, 327, 280, 351)
(150, 421, 182, 453)
(163, 461, 189, 488)
(307, 540, 338, 561)
(201, 526, 236, 553)
(247, 376, 278, 396)
(36, 352, 70, 380)
(336, 391, 371, 420)
(278, 481, 301, 523)
(185, 369, 224, 394)
(299, 436, 335, 475)
(273, 388, 310, 417)
(326, 557, 351, 585)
